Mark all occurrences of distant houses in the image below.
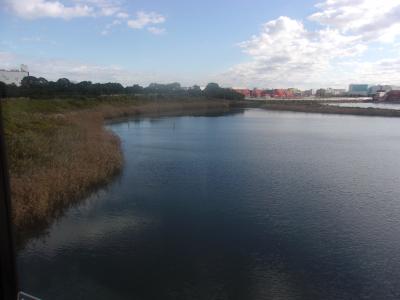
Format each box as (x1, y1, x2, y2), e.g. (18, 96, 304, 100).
(233, 88, 296, 99)
(233, 87, 344, 99)
(232, 84, 400, 101)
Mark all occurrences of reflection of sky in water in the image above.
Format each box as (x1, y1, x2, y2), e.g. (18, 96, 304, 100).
(18, 109, 400, 300)
(21, 189, 158, 259)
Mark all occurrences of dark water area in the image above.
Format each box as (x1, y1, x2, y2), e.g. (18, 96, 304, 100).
(18, 109, 400, 299)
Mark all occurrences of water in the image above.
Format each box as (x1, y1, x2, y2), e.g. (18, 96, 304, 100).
(18, 109, 400, 300)
(327, 102, 400, 110)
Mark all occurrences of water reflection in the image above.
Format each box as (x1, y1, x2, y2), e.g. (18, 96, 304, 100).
(19, 109, 400, 300)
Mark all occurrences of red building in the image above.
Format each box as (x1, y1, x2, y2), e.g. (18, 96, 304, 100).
(272, 89, 295, 98)
(251, 88, 265, 98)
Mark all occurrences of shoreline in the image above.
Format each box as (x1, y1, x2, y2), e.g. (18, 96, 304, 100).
(8, 97, 400, 246)
(3, 97, 236, 245)
(259, 101, 400, 118)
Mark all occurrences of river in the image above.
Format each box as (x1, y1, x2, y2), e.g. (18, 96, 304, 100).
(18, 109, 400, 300)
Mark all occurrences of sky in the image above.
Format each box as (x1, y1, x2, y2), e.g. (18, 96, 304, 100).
(0, 0, 400, 89)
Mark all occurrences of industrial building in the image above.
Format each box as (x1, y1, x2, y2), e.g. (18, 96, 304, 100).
(0, 65, 29, 86)
(348, 84, 369, 96)
(368, 85, 392, 95)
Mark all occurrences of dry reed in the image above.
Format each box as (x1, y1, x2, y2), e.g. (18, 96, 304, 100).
(2, 98, 231, 239)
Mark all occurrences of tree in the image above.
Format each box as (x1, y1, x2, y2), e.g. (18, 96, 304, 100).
(1, 75, 244, 100)
(5, 83, 20, 97)
(76, 81, 92, 95)
(0, 81, 6, 98)
(21, 76, 40, 88)
(203, 82, 244, 100)
(20, 76, 51, 97)
(125, 84, 144, 94)
(188, 85, 202, 97)
(204, 83, 220, 96)
(145, 82, 185, 95)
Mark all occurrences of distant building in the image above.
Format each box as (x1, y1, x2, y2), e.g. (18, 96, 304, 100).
(373, 90, 387, 101)
(251, 88, 264, 98)
(325, 88, 334, 95)
(233, 88, 251, 97)
(368, 85, 392, 95)
(332, 89, 346, 96)
(273, 89, 294, 98)
(380, 90, 400, 102)
(287, 88, 302, 97)
(0, 65, 29, 86)
(302, 89, 315, 97)
(348, 84, 369, 96)
(315, 88, 346, 97)
(316, 89, 326, 97)
(234, 88, 273, 99)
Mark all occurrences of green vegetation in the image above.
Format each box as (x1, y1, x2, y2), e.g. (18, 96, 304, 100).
(2, 96, 234, 242)
(0, 77, 244, 100)
(203, 83, 244, 100)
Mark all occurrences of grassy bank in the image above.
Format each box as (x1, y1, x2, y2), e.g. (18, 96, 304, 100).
(2, 96, 233, 241)
(261, 101, 400, 117)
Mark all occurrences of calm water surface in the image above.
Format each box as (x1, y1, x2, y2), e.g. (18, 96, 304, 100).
(328, 102, 400, 110)
(18, 109, 400, 299)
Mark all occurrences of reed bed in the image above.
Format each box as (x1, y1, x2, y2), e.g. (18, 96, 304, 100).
(2, 97, 231, 240)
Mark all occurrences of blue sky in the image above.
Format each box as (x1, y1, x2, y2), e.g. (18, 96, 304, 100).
(1, 0, 400, 89)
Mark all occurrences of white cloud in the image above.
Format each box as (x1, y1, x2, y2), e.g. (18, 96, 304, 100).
(351, 58, 400, 84)
(0, 52, 137, 84)
(99, 6, 119, 16)
(147, 27, 166, 35)
(309, 0, 400, 42)
(221, 0, 400, 88)
(221, 16, 366, 88)
(4, 0, 127, 20)
(73, 0, 122, 17)
(101, 19, 121, 35)
(0, 52, 189, 86)
(127, 11, 166, 29)
(4, 0, 167, 35)
(116, 12, 129, 19)
(4, 0, 93, 19)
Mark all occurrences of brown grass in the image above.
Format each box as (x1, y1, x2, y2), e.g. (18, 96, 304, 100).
(2, 97, 232, 241)
(9, 111, 123, 236)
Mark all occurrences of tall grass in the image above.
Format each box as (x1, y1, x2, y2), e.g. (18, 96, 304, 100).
(2, 96, 232, 241)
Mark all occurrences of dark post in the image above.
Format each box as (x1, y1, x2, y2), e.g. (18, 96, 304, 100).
(0, 99, 18, 299)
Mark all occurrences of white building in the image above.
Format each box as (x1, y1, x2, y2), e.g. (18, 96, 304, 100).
(0, 65, 29, 86)
(368, 85, 392, 94)
(333, 89, 346, 95)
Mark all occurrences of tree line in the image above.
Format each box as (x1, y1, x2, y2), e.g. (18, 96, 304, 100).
(0, 76, 244, 100)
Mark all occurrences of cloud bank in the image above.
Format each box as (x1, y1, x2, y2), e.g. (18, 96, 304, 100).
(221, 0, 400, 88)
(0, 51, 194, 87)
